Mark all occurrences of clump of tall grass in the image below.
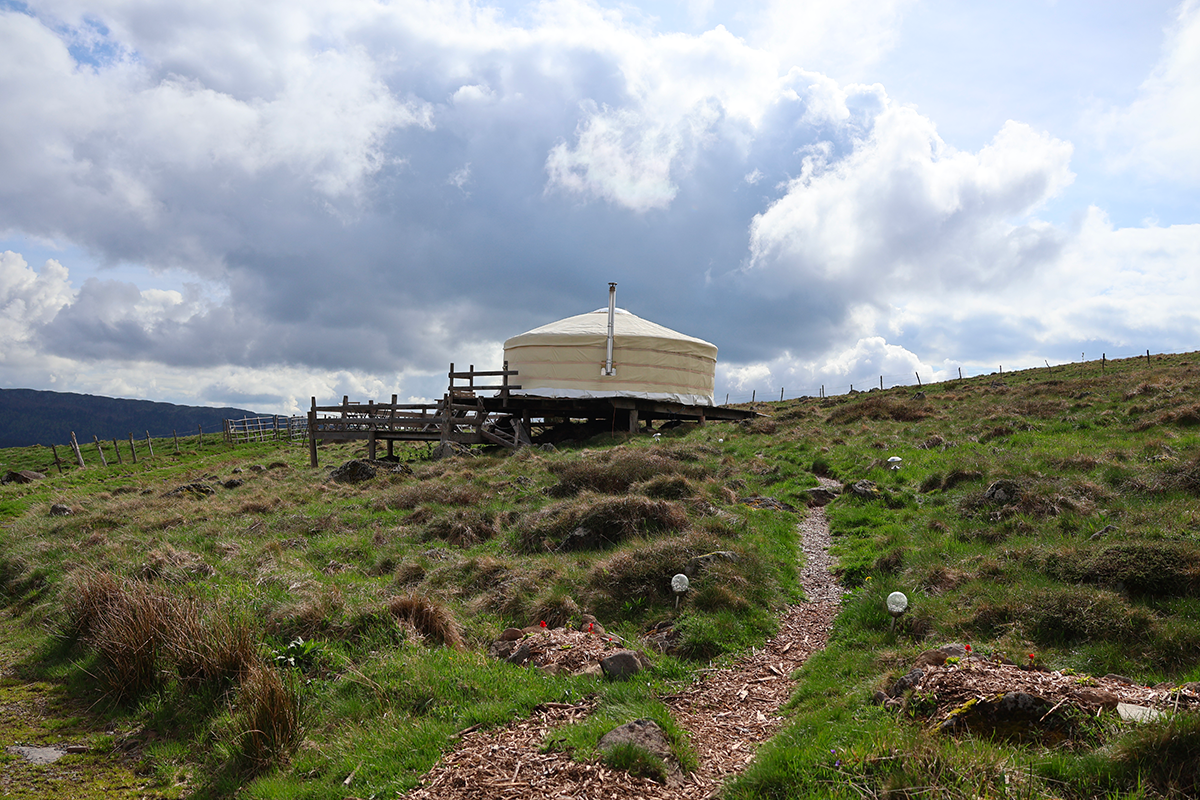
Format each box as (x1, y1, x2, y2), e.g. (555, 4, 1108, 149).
(231, 662, 303, 770)
(388, 593, 465, 650)
(547, 448, 708, 496)
(515, 495, 690, 553)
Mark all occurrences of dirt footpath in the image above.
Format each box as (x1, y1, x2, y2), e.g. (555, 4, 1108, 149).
(407, 496, 844, 799)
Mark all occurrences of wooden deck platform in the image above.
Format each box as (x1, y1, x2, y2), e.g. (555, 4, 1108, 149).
(306, 363, 754, 466)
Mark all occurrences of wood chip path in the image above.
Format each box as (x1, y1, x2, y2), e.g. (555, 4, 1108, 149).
(407, 486, 843, 800)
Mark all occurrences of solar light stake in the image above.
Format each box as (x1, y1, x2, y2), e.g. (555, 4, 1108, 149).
(887, 591, 909, 632)
(672, 574, 690, 609)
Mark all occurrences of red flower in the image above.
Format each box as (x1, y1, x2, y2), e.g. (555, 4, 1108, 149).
(965, 644, 972, 654)
(540, 620, 547, 628)
(588, 622, 594, 633)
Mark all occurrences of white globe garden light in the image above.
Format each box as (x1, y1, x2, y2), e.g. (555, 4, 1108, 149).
(887, 591, 909, 631)
(672, 574, 690, 608)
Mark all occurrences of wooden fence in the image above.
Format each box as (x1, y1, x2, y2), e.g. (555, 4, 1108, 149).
(224, 414, 307, 444)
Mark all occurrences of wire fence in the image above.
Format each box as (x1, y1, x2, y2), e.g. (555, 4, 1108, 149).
(718, 348, 1190, 406)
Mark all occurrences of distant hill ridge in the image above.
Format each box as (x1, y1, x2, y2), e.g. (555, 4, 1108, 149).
(0, 388, 262, 448)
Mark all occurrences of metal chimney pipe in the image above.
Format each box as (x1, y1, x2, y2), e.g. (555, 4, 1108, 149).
(604, 282, 617, 376)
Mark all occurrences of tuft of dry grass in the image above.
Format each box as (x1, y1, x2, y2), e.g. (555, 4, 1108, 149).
(170, 600, 259, 687)
(387, 593, 465, 650)
(547, 448, 708, 496)
(383, 482, 482, 511)
(233, 662, 303, 770)
(514, 495, 690, 552)
(826, 395, 932, 424)
(422, 509, 498, 547)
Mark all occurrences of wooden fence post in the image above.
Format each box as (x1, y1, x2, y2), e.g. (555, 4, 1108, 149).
(92, 435, 107, 467)
(128, 433, 138, 463)
(1102, 353, 1106, 374)
(915, 372, 922, 387)
(198, 425, 204, 448)
(1146, 349, 1151, 368)
(780, 387, 785, 401)
(173, 429, 179, 454)
(70, 432, 85, 468)
(958, 367, 963, 380)
(145, 431, 154, 458)
(112, 439, 123, 465)
(51, 444, 63, 474)
(751, 390, 755, 403)
(308, 397, 318, 467)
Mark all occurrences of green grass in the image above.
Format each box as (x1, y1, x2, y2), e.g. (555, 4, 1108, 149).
(3, 351, 1200, 797)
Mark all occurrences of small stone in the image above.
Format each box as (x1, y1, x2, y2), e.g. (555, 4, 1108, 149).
(804, 487, 840, 506)
(1117, 703, 1164, 723)
(849, 479, 879, 498)
(600, 650, 644, 681)
(223, 478, 245, 489)
(597, 719, 681, 785)
(505, 643, 532, 666)
(889, 668, 924, 697)
(498, 627, 524, 641)
(574, 663, 604, 677)
(49, 503, 73, 516)
(914, 644, 967, 668)
(330, 460, 377, 484)
(65, 745, 88, 754)
(984, 480, 1021, 505)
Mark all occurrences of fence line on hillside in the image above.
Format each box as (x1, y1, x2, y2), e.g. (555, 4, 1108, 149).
(720, 348, 1190, 406)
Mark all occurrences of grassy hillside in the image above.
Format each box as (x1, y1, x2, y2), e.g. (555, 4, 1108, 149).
(1, 351, 1198, 798)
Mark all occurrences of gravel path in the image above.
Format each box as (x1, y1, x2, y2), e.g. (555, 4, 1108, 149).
(407, 493, 844, 799)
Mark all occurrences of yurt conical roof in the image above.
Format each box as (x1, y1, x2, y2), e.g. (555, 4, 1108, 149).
(503, 308, 717, 406)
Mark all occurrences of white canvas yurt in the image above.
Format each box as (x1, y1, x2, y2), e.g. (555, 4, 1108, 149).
(503, 289, 717, 406)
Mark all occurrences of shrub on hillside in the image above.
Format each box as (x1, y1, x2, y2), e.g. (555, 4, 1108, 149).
(514, 495, 690, 553)
(547, 448, 708, 496)
(584, 532, 727, 619)
(826, 396, 931, 424)
(1038, 542, 1200, 597)
(422, 509, 498, 548)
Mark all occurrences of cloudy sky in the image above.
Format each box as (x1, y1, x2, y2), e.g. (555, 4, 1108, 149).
(2, 0, 1197, 413)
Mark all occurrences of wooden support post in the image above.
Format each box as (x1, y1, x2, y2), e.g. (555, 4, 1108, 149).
(198, 425, 204, 447)
(1146, 349, 1151, 368)
(368, 431, 377, 461)
(780, 387, 785, 401)
(145, 431, 154, 458)
(93, 435, 107, 467)
(880, 376, 883, 390)
(51, 444, 63, 474)
(70, 432, 84, 467)
(112, 439, 123, 465)
(173, 429, 179, 454)
(128, 433, 138, 463)
(915, 372, 922, 387)
(628, 408, 639, 434)
(958, 367, 963, 380)
(441, 394, 452, 441)
(273, 415, 280, 441)
(388, 394, 397, 457)
(751, 390, 755, 403)
(699, 409, 706, 427)
(308, 397, 319, 468)
(1102, 353, 1106, 374)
